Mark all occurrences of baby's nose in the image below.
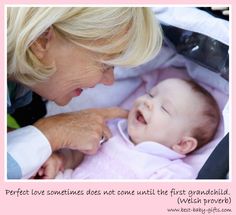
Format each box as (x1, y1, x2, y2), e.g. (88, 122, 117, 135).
(144, 99, 153, 110)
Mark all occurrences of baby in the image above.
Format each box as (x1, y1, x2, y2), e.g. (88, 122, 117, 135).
(36, 78, 220, 179)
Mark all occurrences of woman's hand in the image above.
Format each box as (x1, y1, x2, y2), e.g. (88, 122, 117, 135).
(34, 107, 128, 154)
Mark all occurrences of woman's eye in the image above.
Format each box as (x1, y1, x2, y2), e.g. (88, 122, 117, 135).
(102, 64, 114, 73)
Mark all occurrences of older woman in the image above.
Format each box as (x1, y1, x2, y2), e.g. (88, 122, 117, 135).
(7, 7, 162, 179)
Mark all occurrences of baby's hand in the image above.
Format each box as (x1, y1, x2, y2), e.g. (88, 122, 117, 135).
(36, 153, 64, 179)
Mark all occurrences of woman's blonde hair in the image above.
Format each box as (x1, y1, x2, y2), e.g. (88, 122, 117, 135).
(7, 7, 162, 86)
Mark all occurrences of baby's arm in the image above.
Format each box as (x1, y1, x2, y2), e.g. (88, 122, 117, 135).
(36, 150, 84, 179)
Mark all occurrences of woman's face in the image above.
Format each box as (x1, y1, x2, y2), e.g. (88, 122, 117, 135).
(31, 30, 115, 106)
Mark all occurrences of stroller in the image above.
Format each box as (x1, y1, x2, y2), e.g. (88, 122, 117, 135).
(154, 7, 229, 179)
(46, 7, 229, 180)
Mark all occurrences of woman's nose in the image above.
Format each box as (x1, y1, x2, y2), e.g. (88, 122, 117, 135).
(101, 68, 115, 86)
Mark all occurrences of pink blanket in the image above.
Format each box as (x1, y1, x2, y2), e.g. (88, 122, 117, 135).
(56, 67, 228, 179)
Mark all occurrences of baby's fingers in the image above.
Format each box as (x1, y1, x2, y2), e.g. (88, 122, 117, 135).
(37, 168, 45, 177)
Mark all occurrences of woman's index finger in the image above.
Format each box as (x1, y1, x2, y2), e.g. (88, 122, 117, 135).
(102, 107, 129, 120)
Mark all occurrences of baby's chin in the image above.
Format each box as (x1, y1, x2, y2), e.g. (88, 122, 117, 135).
(128, 136, 139, 145)
(127, 127, 141, 145)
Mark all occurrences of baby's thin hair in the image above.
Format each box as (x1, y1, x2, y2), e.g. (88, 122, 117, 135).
(184, 79, 221, 150)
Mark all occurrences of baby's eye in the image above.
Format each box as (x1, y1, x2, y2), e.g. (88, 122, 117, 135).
(147, 92, 154, 98)
(161, 105, 169, 114)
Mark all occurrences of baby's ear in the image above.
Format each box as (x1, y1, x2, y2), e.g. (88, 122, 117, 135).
(172, 137, 198, 155)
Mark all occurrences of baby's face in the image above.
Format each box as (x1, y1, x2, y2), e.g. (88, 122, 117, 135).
(128, 78, 203, 148)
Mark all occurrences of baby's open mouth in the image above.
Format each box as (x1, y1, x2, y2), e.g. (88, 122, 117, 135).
(136, 110, 147, 124)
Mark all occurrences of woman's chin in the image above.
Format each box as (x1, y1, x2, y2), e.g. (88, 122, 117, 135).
(54, 97, 73, 106)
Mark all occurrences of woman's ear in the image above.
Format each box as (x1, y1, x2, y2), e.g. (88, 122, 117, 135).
(30, 27, 54, 60)
(172, 136, 198, 155)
